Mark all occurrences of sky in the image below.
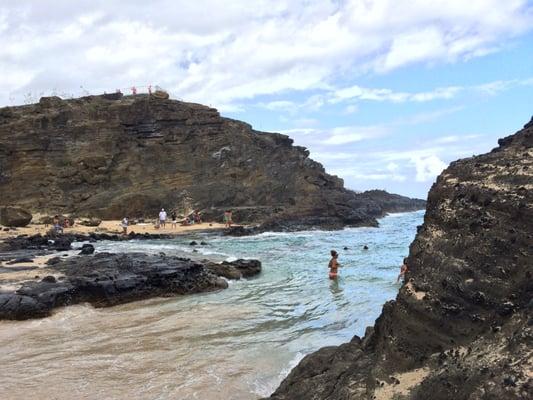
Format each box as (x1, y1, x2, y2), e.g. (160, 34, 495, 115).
(1, 0, 532, 199)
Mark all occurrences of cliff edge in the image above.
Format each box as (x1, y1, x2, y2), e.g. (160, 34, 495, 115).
(0, 94, 424, 229)
(267, 119, 532, 399)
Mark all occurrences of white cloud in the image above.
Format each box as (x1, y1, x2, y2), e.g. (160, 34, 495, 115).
(331, 84, 463, 103)
(432, 134, 482, 144)
(259, 100, 298, 112)
(343, 104, 359, 114)
(413, 155, 448, 182)
(311, 152, 356, 161)
(322, 125, 388, 145)
(1, 0, 531, 108)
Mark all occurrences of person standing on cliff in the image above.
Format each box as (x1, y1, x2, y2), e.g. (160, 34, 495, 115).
(397, 258, 409, 283)
(159, 208, 167, 228)
(328, 250, 340, 279)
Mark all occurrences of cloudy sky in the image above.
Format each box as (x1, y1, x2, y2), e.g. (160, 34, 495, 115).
(1, 0, 532, 198)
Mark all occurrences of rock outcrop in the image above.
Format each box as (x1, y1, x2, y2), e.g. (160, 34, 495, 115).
(267, 121, 532, 399)
(0, 94, 424, 230)
(0, 206, 32, 227)
(0, 253, 261, 320)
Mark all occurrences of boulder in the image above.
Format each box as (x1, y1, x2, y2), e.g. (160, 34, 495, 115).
(0, 207, 32, 227)
(205, 262, 242, 280)
(223, 259, 261, 278)
(6, 257, 33, 264)
(152, 90, 169, 99)
(78, 218, 102, 227)
(0, 293, 49, 320)
(78, 244, 95, 255)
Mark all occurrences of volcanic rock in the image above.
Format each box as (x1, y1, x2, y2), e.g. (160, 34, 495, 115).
(205, 259, 262, 280)
(0, 206, 32, 227)
(78, 243, 95, 255)
(266, 121, 533, 399)
(0, 94, 424, 230)
(0, 252, 261, 320)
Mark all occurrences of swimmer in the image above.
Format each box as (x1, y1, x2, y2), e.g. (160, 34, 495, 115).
(328, 250, 340, 280)
(397, 257, 409, 283)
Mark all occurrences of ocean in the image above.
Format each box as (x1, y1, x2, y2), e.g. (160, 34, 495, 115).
(0, 210, 424, 399)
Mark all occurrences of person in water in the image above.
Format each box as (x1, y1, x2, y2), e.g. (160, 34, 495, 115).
(328, 250, 340, 279)
(397, 258, 409, 282)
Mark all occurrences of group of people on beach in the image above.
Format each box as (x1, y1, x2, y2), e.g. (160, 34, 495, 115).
(120, 208, 207, 235)
(157, 208, 203, 229)
(119, 208, 234, 235)
(328, 249, 409, 283)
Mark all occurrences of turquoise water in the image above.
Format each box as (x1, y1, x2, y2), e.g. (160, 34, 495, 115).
(0, 210, 423, 399)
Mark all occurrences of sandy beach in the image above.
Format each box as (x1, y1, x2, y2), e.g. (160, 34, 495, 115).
(0, 220, 228, 242)
(0, 219, 230, 292)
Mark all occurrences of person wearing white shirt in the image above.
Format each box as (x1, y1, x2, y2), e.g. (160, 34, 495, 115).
(159, 208, 167, 228)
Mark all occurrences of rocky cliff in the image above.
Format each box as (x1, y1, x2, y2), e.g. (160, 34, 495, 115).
(267, 119, 533, 399)
(0, 94, 424, 228)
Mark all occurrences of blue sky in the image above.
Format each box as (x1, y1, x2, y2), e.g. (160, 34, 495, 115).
(1, 0, 532, 198)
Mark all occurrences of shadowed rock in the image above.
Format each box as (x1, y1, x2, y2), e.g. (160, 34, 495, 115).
(266, 121, 533, 399)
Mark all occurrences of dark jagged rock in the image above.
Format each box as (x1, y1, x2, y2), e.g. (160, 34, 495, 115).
(6, 256, 33, 264)
(0, 234, 74, 252)
(0, 252, 260, 320)
(78, 243, 94, 255)
(267, 122, 533, 399)
(0, 206, 32, 227)
(224, 259, 261, 278)
(0, 95, 424, 230)
(223, 225, 256, 236)
(205, 259, 262, 280)
(0, 294, 49, 319)
(1, 232, 177, 252)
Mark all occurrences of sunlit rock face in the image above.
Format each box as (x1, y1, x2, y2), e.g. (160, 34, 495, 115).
(0, 94, 424, 229)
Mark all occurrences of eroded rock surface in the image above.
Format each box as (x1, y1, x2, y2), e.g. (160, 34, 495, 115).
(0, 94, 424, 230)
(267, 121, 533, 399)
(0, 252, 261, 320)
(0, 206, 32, 227)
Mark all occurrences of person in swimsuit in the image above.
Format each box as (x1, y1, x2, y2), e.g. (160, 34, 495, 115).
(328, 250, 340, 279)
(397, 258, 409, 282)
(224, 210, 233, 228)
(171, 212, 177, 229)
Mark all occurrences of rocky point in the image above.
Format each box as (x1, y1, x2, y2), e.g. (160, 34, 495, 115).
(0, 94, 424, 230)
(266, 120, 533, 399)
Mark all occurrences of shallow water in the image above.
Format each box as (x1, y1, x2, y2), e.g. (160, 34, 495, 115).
(0, 211, 423, 399)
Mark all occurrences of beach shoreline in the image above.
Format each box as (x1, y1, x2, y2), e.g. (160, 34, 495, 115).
(0, 220, 229, 242)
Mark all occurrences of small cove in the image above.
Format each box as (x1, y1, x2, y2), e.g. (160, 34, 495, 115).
(0, 210, 424, 399)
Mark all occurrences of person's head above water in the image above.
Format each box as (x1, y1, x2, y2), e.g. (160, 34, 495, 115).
(330, 250, 338, 258)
